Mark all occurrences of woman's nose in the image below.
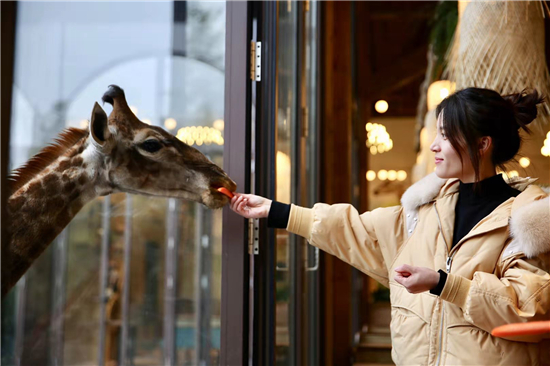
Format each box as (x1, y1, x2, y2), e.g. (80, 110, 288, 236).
(430, 140, 439, 152)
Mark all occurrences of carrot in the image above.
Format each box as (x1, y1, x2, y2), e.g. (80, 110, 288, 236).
(491, 321, 550, 337)
(217, 187, 235, 199)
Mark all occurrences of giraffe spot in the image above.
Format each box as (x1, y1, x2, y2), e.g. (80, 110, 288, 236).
(8, 195, 26, 212)
(42, 174, 60, 188)
(57, 209, 72, 227)
(49, 196, 65, 210)
(25, 181, 42, 196)
(71, 156, 83, 166)
(57, 159, 71, 171)
(68, 190, 80, 202)
(78, 175, 87, 185)
(64, 181, 77, 194)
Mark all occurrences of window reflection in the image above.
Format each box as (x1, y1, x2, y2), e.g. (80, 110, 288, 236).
(3, 2, 226, 365)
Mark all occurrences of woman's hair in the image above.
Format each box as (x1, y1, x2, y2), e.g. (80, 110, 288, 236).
(435, 87, 545, 182)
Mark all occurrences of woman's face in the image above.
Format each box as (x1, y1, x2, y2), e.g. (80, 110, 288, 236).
(430, 114, 474, 180)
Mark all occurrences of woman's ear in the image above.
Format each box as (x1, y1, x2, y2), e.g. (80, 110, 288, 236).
(479, 136, 492, 155)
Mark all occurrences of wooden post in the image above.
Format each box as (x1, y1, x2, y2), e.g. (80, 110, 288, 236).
(321, 2, 354, 365)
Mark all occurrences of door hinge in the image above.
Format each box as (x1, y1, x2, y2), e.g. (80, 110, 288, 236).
(250, 41, 261, 82)
(248, 218, 260, 255)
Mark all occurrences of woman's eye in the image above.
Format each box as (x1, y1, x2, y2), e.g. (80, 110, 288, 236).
(140, 140, 163, 153)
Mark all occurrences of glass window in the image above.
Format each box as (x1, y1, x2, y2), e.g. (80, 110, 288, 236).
(3, 2, 227, 365)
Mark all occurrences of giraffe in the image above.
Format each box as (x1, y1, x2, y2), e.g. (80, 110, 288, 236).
(3, 85, 237, 297)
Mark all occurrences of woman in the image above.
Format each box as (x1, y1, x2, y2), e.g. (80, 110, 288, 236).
(230, 88, 550, 365)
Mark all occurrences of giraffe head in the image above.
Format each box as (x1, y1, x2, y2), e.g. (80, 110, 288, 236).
(87, 85, 236, 209)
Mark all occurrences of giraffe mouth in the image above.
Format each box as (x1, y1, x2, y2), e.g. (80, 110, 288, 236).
(118, 186, 201, 201)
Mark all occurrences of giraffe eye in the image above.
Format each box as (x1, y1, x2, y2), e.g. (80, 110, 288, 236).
(140, 139, 163, 153)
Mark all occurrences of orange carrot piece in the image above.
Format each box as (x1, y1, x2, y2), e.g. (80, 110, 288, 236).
(217, 187, 235, 199)
(491, 321, 550, 337)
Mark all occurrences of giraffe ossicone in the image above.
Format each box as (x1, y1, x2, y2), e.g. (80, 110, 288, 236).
(3, 85, 237, 297)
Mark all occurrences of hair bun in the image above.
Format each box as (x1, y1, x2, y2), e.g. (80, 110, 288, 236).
(503, 89, 545, 131)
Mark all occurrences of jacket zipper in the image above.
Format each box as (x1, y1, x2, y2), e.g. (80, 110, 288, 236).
(434, 203, 453, 366)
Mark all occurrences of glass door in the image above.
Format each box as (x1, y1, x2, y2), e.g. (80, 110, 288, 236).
(272, 1, 321, 365)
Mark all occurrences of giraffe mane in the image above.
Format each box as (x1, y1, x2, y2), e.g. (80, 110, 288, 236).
(8, 127, 89, 195)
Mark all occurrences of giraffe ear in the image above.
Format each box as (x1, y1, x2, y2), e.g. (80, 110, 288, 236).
(90, 102, 110, 146)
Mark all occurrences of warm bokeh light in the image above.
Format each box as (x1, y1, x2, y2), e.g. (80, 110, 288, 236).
(129, 105, 138, 116)
(213, 119, 225, 131)
(164, 118, 177, 130)
(142, 119, 152, 125)
(366, 170, 376, 181)
(366, 122, 392, 154)
(388, 170, 397, 181)
(397, 170, 407, 181)
(543, 132, 550, 157)
(378, 169, 388, 181)
(79, 119, 89, 129)
(176, 126, 224, 146)
(427, 80, 456, 111)
(374, 100, 389, 114)
(519, 157, 530, 168)
(508, 170, 519, 178)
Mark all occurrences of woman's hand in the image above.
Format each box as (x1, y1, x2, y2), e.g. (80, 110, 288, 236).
(229, 193, 272, 219)
(394, 264, 440, 294)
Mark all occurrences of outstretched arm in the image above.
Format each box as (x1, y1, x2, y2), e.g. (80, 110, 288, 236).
(229, 193, 407, 288)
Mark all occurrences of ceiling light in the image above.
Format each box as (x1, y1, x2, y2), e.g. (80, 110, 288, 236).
(375, 100, 389, 114)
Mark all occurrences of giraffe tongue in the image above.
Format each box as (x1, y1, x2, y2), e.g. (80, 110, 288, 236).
(217, 187, 235, 199)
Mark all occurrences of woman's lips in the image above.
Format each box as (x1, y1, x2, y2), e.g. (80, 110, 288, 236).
(435, 158, 444, 164)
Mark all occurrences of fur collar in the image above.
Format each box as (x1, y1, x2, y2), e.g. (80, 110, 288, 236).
(401, 173, 550, 258)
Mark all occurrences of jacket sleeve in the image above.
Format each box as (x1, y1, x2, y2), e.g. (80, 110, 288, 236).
(286, 203, 407, 288)
(439, 253, 550, 342)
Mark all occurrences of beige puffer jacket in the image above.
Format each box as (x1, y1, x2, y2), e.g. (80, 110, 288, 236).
(287, 174, 550, 365)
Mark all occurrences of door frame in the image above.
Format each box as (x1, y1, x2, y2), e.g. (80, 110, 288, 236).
(220, 2, 252, 365)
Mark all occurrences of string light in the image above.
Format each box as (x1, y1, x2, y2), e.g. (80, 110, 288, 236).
(366, 170, 376, 181)
(397, 170, 407, 181)
(366, 170, 407, 181)
(518, 157, 530, 168)
(177, 126, 224, 146)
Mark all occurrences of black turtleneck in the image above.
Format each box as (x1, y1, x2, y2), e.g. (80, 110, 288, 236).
(451, 173, 520, 247)
(267, 174, 521, 296)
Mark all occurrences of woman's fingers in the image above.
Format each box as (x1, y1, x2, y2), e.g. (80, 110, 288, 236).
(238, 197, 248, 212)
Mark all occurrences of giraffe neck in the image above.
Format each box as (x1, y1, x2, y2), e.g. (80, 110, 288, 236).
(3, 138, 110, 296)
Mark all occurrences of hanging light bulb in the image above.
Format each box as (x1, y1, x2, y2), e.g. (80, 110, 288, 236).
(374, 100, 389, 114)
